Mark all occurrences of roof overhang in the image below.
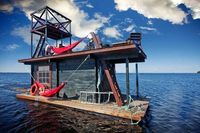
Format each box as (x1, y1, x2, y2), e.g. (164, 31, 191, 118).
(19, 43, 147, 64)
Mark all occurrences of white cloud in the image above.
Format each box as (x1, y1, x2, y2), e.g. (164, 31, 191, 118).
(11, 26, 30, 45)
(124, 18, 133, 23)
(72, 41, 87, 51)
(140, 26, 157, 31)
(0, 1, 13, 12)
(114, 0, 187, 24)
(124, 25, 135, 32)
(103, 26, 122, 39)
(171, 0, 200, 19)
(7, 0, 109, 38)
(6, 44, 19, 50)
(147, 20, 153, 25)
(86, 4, 94, 8)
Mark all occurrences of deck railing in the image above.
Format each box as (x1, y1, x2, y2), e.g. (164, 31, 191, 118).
(79, 91, 113, 104)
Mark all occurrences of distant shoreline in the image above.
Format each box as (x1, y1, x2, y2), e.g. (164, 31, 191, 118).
(0, 72, 197, 74)
(0, 72, 29, 74)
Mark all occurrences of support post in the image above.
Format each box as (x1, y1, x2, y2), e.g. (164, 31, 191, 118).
(31, 65, 34, 85)
(45, 8, 48, 48)
(69, 23, 71, 45)
(126, 58, 130, 103)
(136, 63, 139, 97)
(31, 16, 33, 57)
(56, 62, 60, 97)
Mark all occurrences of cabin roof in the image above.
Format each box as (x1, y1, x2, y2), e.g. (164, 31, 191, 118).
(19, 42, 146, 64)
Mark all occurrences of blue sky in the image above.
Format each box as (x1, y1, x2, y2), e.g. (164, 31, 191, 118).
(0, 0, 199, 73)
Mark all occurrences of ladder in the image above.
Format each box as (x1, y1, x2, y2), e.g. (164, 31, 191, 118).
(32, 35, 45, 57)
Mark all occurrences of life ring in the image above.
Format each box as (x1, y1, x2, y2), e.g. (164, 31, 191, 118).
(30, 83, 38, 96)
(39, 87, 45, 93)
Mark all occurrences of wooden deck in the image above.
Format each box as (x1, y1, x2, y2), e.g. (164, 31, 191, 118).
(16, 94, 149, 121)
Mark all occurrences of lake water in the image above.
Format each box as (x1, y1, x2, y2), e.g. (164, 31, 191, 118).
(0, 73, 200, 132)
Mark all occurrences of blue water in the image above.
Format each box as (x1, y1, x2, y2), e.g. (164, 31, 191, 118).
(0, 73, 200, 132)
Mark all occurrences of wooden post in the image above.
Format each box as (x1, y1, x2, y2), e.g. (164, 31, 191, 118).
(31, 65, 34, 85)
(31, 16, 33, 57)
(45, 8, 47, 48)
(56, 62, 60, 97)
(102, 61, 124, 106)
(91, 32, 124, 106)
(126, 58, 130, 102)
(136, 63, 139, 97)
(69, 23, 71, 45)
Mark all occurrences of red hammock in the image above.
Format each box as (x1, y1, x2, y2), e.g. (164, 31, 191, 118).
(32, 81, 66, 97)
(39, 83, 66, 97)
(51, 37, 85, 55)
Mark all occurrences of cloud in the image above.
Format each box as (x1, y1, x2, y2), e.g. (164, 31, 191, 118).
(86, 4, 94, 8)
(140, 26, 157, 31)
(103, 26, 122, 39)
(139, 26, 158, 34)
(11, 26, 31, 45)
(4, 0, 109, 38)
(72, 40, 87, 52)
(6, 44, 19, 50)
(171, 0, 200, 19)
(124, 25, 135, 32)
(114, 0, 187, 24)
(0, 1, 13, 12)
(147, 20, 153, 25)
(124, 18, 134, 23)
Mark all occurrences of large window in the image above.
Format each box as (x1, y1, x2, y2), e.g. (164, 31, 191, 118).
(37, 65, 51, 86)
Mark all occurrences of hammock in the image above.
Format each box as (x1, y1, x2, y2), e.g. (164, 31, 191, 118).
(32, 81, 66, 97)
(50, 37, 85, 55)
(29, 55, 90, 97)
(39, 83, 66, 97)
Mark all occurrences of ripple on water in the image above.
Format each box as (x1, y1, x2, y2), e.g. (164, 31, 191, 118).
(1, 73, 200, 132)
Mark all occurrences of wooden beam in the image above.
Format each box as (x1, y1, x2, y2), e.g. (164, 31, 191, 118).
(126, 58, 130, 102)
(31, 65, 34, 85)
(56, 62, 60, 97)
(90, 32, 102, 48)
(31, 16, 33, 57)
(90, 33, 124, 106)
(136, 63, 139, 97)
(19, 44, 139, 63)
(102, 61, 124, 106)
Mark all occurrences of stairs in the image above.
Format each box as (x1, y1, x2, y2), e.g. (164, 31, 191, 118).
(32, 35, 45, 58)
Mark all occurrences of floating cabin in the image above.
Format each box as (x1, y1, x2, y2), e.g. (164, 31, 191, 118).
(17, 6, 149, 122)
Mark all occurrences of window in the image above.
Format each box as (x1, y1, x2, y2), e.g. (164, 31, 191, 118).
(37, 66, 51, 85)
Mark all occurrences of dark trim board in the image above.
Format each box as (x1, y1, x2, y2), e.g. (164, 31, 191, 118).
(19, 44, 146, 64)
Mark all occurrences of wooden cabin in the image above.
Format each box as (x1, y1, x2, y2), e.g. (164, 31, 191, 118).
(18, 6, 146, 107)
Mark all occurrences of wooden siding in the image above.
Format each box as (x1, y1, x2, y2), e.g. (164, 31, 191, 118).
(57, 58, 96, 98)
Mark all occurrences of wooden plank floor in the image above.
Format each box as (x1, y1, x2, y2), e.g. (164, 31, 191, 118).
(16, 94, 149, 121)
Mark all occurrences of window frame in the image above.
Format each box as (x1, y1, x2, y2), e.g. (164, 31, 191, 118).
(37, 65, 52, 88)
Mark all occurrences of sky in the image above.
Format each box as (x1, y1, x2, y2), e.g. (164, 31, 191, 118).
(0, 0, 199, 73)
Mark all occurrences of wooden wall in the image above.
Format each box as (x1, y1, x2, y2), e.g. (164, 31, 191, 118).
(57, 57, 96, 98)
(31, 57, 119, 103)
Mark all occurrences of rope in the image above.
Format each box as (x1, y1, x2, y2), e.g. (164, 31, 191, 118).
(25, 54, 90, 84)
(64, 55, 90, 82)
(25, 66, 36, 81)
